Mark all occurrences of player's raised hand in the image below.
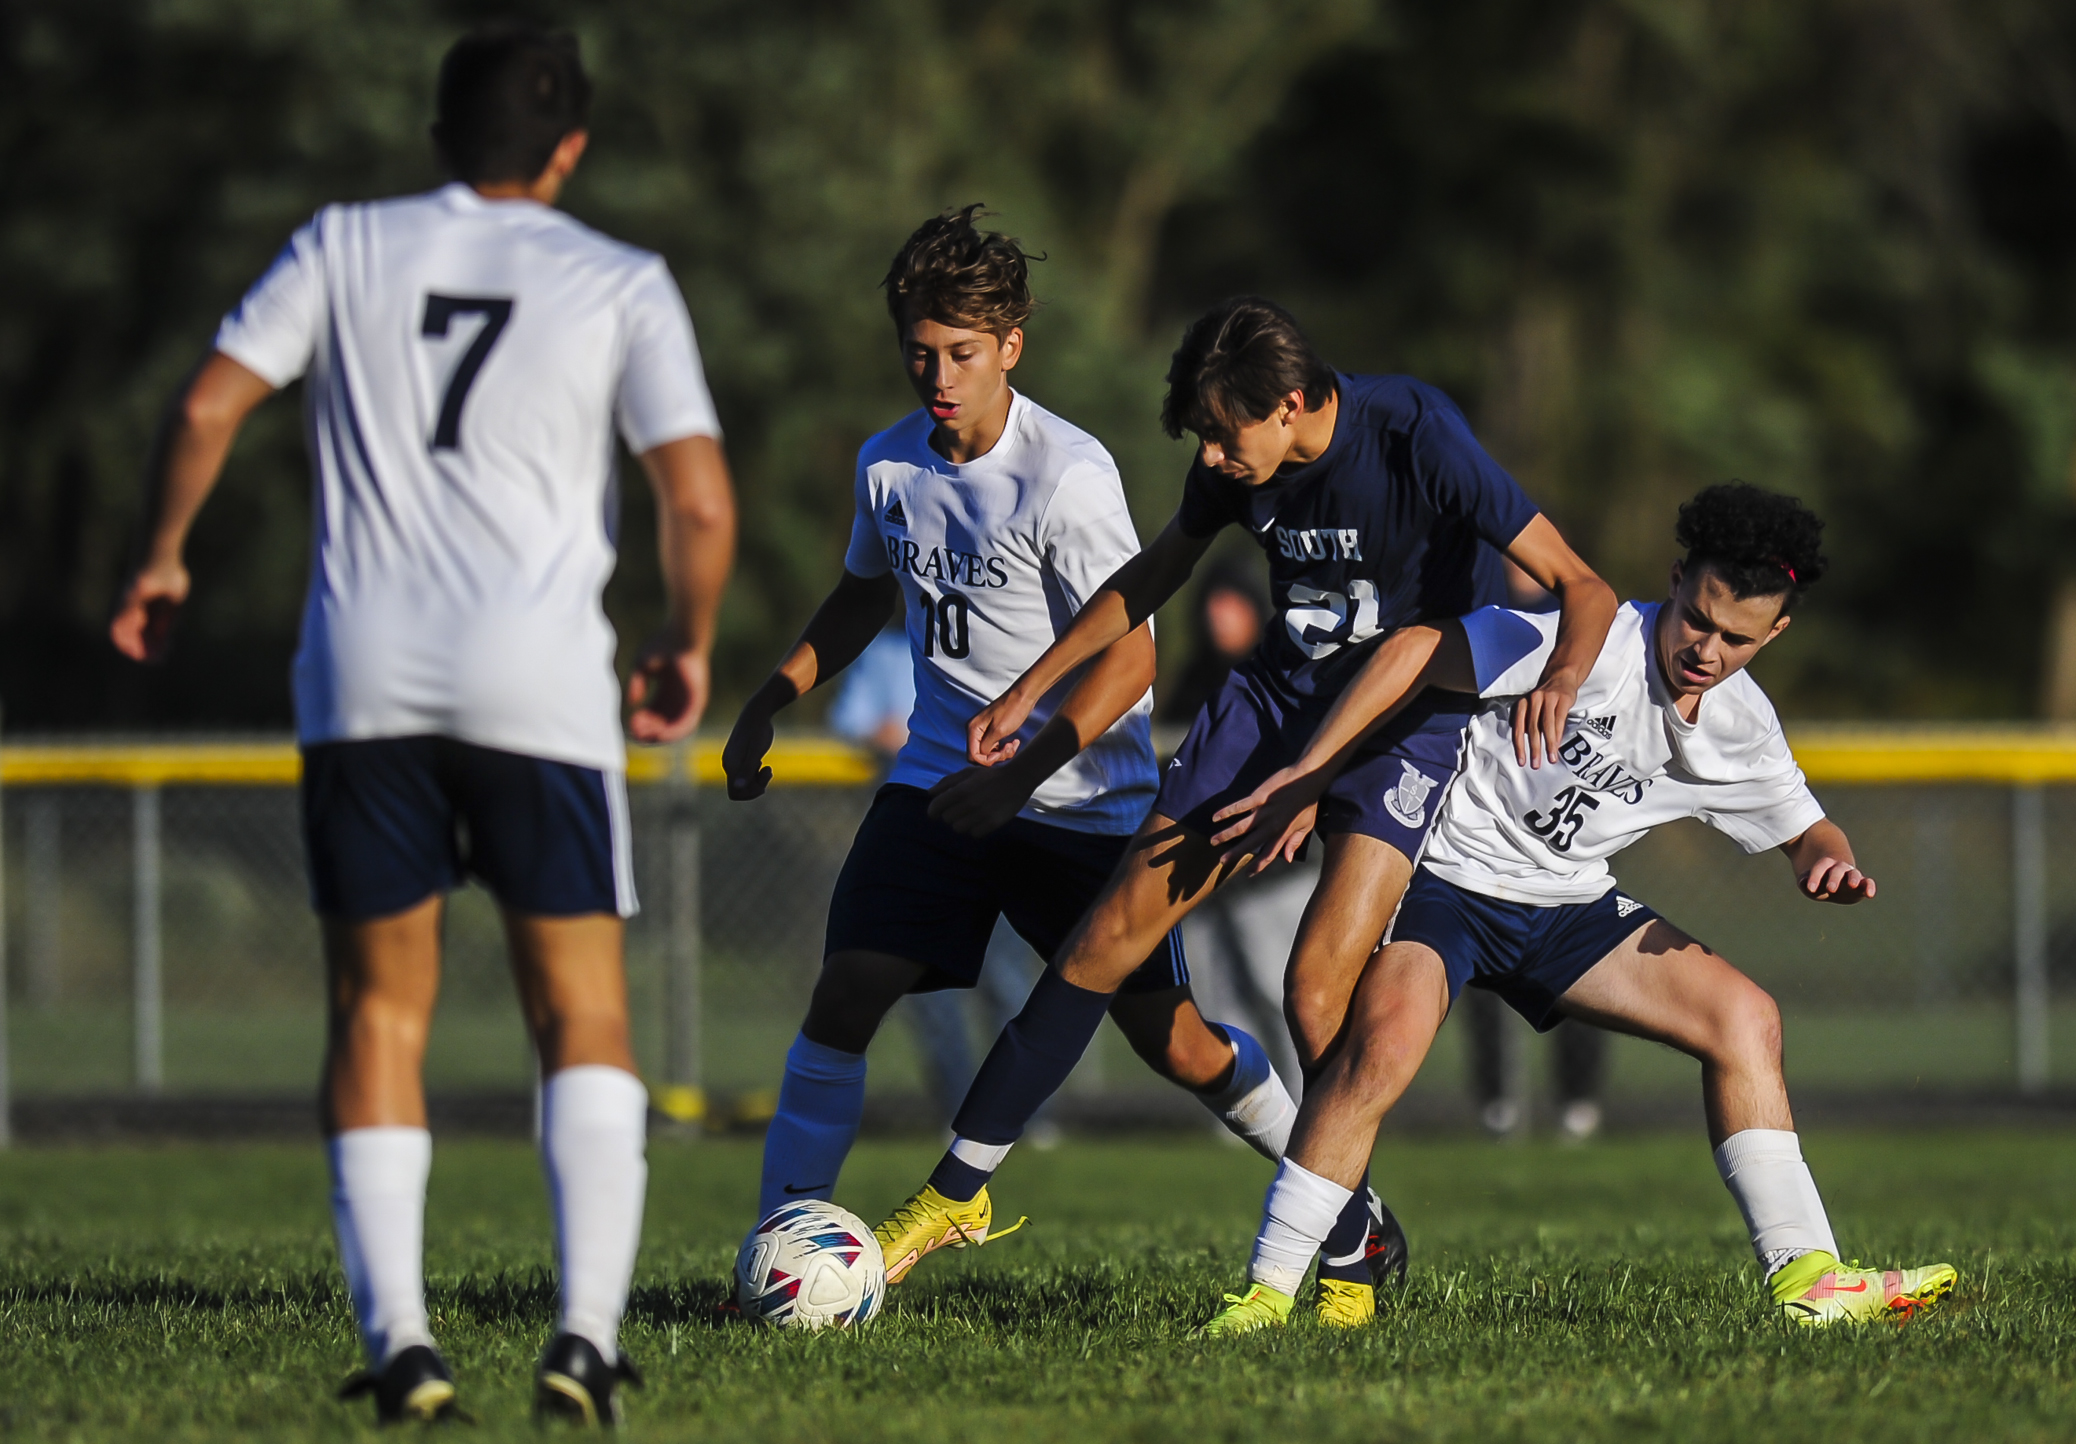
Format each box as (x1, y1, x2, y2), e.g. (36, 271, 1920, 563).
(966, 689, 1033, 766)
(1208, 765, 1330, 874)
(720, 702, 775, 801)
(109, 558, 191, 663)
(1512, 677, 1577, 769)
(1799, 856, 1875, 904)
(628, 637, 710, 744)
(926, 763, 1034, 838)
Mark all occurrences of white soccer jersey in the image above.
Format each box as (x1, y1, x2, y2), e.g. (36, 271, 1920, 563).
(1418, 601, 1825, 904)
(215, 183, 721, 772)
(842, 393, 1159, 834)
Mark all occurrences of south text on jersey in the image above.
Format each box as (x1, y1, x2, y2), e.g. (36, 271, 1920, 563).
(1273, 525, 1364, 562)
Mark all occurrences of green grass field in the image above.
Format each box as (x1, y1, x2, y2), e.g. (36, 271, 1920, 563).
(2, 1131, 2072, 1441)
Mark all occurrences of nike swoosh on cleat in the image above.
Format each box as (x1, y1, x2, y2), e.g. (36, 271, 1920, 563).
(783, 1183, 834, 1195)
(1829, 1280, 1870, 1293)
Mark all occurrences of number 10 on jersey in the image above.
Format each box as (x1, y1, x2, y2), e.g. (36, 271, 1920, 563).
(916, 591, 970, 659)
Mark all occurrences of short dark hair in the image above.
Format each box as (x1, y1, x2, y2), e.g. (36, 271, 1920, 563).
(1160, 297, 1339, 440)
(433, 24, 592, 186)
(1676, 482, 1828, 613)
(882, 206, 1037, 337)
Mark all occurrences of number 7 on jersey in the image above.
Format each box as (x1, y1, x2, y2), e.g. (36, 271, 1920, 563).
(421, 294, 514, 452)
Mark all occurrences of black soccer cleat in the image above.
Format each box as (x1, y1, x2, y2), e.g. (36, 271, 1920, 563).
(1365, 1188, 1410, 1290)
(337, 1343, 461, 1425)
(534, 1332, 642, 1427)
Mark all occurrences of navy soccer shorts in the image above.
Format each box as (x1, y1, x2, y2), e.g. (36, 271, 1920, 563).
(1388, 867, 1662, 1031)
(823, 784, 1189, 994)
(301, 736, 636, 921)
(1154, 662, 1474, 863)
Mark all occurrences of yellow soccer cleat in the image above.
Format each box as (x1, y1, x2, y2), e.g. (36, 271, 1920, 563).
(1771, 1251, 1959, 1327)
(872, 1183, 1025, 1285)
(1316, 1277, 1376, 1328)
(1199, 1281, 1297, 1338)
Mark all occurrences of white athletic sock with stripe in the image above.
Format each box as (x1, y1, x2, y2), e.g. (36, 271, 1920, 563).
(329, 1126, 435, 1367)
(758, 1034, 869, 1221)
(1198, 1026, 1297, 1160)
(1713, 1128, 1838, 1279)
(541, 1066, 650, 1366)
(1249, 1159, 1355, 1296)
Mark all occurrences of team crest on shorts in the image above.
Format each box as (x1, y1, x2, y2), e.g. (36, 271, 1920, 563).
(1384, 760, 1436, 829)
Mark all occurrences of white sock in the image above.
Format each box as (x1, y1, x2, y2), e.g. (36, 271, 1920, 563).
(328, 1126, 435, 1367)
(541, 1066, 649, 1366)
(1199, 1026, 1297, 1161)
(1248, 1159, 1354, 1296)
(1713, 1128, 1838, 1277)
(758, 1034, 868, 1221)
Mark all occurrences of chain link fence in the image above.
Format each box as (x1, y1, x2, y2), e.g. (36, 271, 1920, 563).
(1, 735, 2072, 1135)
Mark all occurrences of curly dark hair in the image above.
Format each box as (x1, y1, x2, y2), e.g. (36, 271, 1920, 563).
(882, 205, 1038, 336)
(1675, 482, 1828, 612)
(1160, 296, 1339, 440)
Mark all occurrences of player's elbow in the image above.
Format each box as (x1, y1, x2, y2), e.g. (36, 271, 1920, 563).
(178, 380, 245, 437)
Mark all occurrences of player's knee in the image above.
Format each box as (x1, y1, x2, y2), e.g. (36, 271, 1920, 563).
(1714, 980, 1782, 1070)
(337, 992, 433, 1052)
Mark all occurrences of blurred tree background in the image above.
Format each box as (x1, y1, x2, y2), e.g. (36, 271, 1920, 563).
(6, 0, 2076, 729)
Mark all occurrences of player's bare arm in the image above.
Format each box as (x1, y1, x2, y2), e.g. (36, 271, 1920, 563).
(1498, 513, 1617, 768)
(627, 433, 738, 743)
(965, 516, 1210, 764)
(109, 352, 276, 661)
(1781, 818, 1875, 903)
(929, 620, 1157, 837)
(1209, 620, 1470, 867)
(722, 570, 901, 799)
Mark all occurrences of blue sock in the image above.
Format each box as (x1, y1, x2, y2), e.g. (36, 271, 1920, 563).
(926, 969, 1113, 1201)
(1316, 1169, 1374, 1284)
(757, 1033, 867, 1221)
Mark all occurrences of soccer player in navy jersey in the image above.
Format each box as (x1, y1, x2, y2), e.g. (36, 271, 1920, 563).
(877, 297, 1617, 1325)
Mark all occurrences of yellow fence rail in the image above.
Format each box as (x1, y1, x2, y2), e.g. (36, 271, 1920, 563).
(0, 738, 882, 788)
(6, 726, 2076, 787)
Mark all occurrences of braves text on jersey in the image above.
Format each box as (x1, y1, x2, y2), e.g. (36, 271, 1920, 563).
(215, 183, 720, 772)
(1175, 373, 1541, 705)
(842, 392, 1159, 835)
(1416, 601, 1826, 904)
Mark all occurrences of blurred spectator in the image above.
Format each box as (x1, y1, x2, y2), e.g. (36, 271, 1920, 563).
(828, 619, 915, 761)
(1160, 562, 1271, 726)
(1166, 565, 1310, 1096)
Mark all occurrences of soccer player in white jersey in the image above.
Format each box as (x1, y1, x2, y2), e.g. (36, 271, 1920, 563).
(108, 26, 735, 1424)
(1198, 485, 1957, 1333)
(723, 209, 1303, 1274)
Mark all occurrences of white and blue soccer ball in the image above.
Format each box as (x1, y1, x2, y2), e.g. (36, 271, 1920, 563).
(734, 1199, 885, 1329)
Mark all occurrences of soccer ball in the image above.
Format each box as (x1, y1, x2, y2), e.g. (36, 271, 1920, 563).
(734, 1199, 885, 1329)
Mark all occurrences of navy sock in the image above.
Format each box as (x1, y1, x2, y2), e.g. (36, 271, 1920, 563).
(1316, 1168, 1374, 1284)
(924, 969, 1114, 1202)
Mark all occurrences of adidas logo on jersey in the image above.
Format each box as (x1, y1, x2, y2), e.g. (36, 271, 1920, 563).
(1580, 716, 1617, 740)
(884, 499, 908, 527)
(1614, 895, 1644, 918)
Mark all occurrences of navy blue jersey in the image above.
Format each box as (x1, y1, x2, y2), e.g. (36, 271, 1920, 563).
(1177, 373, 1539, 702)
